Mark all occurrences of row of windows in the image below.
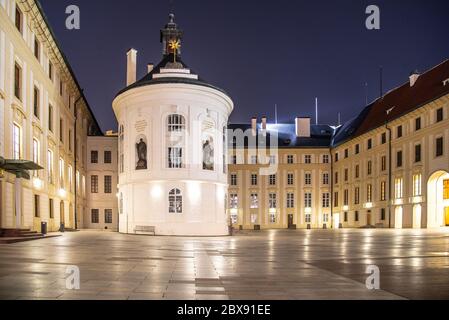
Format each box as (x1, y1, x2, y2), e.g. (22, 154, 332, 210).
(91, 209, 113, 224)
(336, 110, 445, 161)
(230, 172, 331, 187)
(230, 154, 330, 165)
(14, 63, 73, 149)
(90, 175, 113, 194)
(33, 196, 65, 219)
(229, 209, 386, 225)
(229, 174, 423, 209)
(14, 4, 73, 106)
(90, 150, 113, 164)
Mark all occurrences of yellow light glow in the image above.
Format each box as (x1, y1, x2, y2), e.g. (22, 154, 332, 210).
(33, 177, 43, 190)
(343, 205, 349, 211)
(305, 208, 312, 214)
(58, 188, 66, 198)
(151, 185, 163, 199)
(364, 202, 373, 209)
(412, 196, 423, 204)
(269, 208, 277, 214)
(230, 209, 238, 215)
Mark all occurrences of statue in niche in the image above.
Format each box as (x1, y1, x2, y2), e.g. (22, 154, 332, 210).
(136, 138, 147, 170)
(203, 137, 214, 171)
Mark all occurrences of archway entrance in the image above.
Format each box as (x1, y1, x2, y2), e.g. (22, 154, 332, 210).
(427, 171, 449, 228)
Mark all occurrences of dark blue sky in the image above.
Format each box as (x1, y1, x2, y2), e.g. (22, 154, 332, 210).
(39, 0, 449, 132)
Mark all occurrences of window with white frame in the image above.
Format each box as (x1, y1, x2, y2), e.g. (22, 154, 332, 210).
(167, 114, 186, 132)
(413, 174, 422, 197)
(250, 193, 258, 209)
(322, 193, 330, 208)
(251, 174, 258, 186)
(380, 181, 386, 201)
(231, 174, 237, 186)
(395, 178, 403, 199)
(322, 154, 329, 164)
(229, 194, 238, 209)
(269, 155, 276, 165)
(13, 123, 21, 160)
(304, 193, 312, 208)
(287, 193, 294, 208)
(305, 214, 312, 223)
(169, 189, 183, 214)
(167, 114, 186, 168)
(269, 193, 277, 209)
(323, 173, 329, 185)
(168, 147, 183, 169)
(305, 173, 312, 185)
(287, 155, 294, 164)
(269, 174, 277, 186)
(287, 173, 294, 185)
(305, 155, 312, 164)
(323, 214, 329, 223)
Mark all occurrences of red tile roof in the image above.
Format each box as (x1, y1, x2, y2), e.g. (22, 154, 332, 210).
(355, 59, 449, 137)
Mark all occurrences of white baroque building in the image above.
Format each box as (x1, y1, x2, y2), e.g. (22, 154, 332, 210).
(113, 15, 234, 236)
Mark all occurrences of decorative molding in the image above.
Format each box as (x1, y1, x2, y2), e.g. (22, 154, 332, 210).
(0, 89, 6, 99)
(11, 102, 27, 121)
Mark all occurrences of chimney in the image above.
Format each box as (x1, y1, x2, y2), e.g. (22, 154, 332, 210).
(147, 63, 154, 74)
(251, 117, 257, 136)
(126, 48, 138, 86)
(409, 70, 420, 87)
(296, 117, 311, 138)
(261, 116, 267, 131)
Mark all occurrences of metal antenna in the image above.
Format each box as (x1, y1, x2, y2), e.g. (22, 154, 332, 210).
(275, 104, 278, 124)
(315, 98, 319, 125)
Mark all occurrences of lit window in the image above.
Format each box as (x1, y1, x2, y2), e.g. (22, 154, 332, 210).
(304, 193, 312, 208)
(169, 189, 183, 214)
(395, 178, 403, 199)
(59, 158, 65, 188)
(413, 174, 422, 197)
(367, 184, 372, 203)
(269, 193, 277, 209)
(250, 194, 258, 209)
(229, 194, 238, 209)
(380, 181, 386, 201)
(13, 123, 21, 160)
(47, 150, 54, 184)
(287, 193, 295, 208)
(322, 193, 330, 208)
(68, 166, 73, 192)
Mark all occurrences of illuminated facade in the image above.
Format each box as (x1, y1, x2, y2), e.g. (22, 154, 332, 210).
(229, 61, 449, 230)
(0, 0, 102, 233)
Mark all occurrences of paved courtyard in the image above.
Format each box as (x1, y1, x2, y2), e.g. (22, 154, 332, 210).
(0, 228, 448, 300)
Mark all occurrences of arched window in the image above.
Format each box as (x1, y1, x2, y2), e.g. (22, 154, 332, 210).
(168, 188, 183, 214)
(167, 114, 186, 132)
(167, 114, 186, 168)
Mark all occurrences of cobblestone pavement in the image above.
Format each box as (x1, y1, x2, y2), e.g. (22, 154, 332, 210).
(0, 228, 448, 300)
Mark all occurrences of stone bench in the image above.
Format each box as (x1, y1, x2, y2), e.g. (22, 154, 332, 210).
(134, 226, 156, 235)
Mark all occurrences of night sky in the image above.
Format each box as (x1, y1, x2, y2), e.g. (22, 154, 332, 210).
(39, 0, 449, 132)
